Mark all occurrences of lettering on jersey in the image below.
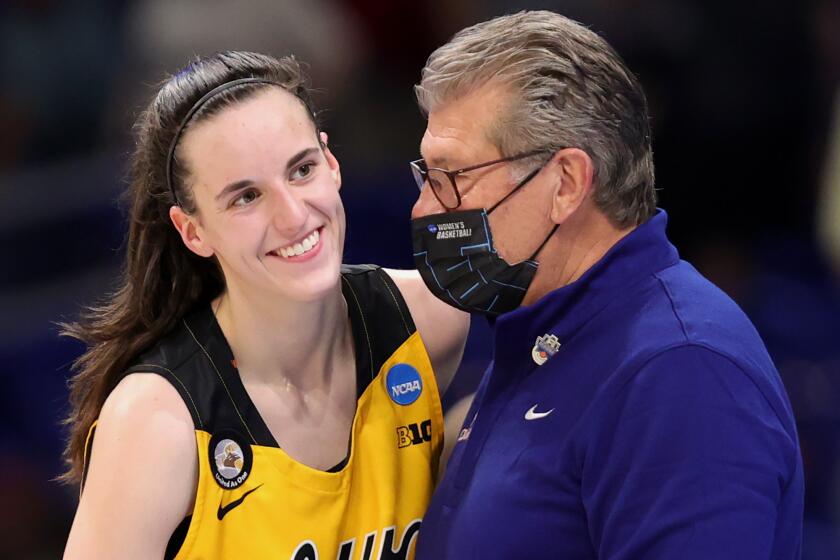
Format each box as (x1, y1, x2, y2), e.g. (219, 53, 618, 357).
(336, 530, 376, 560)
(291, 540, 319, 560)
(208, 430, 253, 490)
(396, 419, 432, 448)
(294, 520, 422, 560)
(378, 521, 422, 560)
(386, 364, 423, 406)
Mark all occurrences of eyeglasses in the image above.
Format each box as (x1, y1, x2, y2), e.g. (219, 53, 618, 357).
(410, 149, 548, 210)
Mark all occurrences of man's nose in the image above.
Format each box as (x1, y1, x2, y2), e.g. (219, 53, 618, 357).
(411, 185, 445, 219)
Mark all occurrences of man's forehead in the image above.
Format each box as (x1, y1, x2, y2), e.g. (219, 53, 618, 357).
(419, 84, 509, 168)
(420, 127, 474, 168)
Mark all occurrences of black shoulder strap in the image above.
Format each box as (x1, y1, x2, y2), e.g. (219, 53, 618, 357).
(123, 306, 217, 431)
(341, 264, 417, 394)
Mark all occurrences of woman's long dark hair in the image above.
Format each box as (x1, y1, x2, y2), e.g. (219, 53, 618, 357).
(59, 51, 318, 483)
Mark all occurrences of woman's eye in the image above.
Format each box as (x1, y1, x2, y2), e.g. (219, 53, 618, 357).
(231, 189, 259, 207)
(291, 162, 315, 181)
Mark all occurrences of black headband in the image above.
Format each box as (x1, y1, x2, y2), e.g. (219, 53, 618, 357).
(165, 77, 284, 206)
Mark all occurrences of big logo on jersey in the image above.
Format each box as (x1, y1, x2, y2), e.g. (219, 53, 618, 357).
(386, 364, 423, 406)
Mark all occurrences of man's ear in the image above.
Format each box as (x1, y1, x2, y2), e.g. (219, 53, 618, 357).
(320, 131, 342, 190)
(547, 148, 594, 224)
(169, 206, 214, 258)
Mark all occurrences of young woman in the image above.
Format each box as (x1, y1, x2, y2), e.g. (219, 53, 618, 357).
(62, 51, 469, 560)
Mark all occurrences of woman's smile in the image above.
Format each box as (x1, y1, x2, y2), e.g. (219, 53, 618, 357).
(267, 226, 324, 262)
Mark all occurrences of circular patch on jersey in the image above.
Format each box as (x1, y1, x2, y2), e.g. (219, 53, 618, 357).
(427, 224, 438, 234)
(209, 430, 253, 490)
(386, 363, 423, 406)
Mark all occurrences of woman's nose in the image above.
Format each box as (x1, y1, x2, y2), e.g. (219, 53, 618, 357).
(269, 182, 309, 235)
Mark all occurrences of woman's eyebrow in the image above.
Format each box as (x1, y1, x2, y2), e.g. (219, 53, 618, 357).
(214, 146, 320, 202)
(215, 179, 253, 203)
(286, 146, 320, 171)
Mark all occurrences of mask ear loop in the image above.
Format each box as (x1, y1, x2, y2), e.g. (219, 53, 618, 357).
(483, 157, 558, 262)
(528, 224, 559, 261)
(486, 166, 542, 215)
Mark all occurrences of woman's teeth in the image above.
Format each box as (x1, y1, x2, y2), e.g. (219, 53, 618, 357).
(277, 229, 320, 258)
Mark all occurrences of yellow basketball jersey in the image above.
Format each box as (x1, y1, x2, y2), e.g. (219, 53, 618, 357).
(82, 265, 443, 559)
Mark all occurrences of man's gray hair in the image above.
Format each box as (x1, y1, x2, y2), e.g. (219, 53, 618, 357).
(415, 11, 656, 227)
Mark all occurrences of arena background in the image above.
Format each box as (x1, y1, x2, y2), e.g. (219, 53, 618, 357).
(1, 0, 838, 557)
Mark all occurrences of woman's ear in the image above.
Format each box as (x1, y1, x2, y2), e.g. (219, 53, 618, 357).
(169, 206, 214, 258)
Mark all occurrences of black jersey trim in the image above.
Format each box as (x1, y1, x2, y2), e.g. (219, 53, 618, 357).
(164, 515, 191, 560)
(183, 308, 277, 447)
(182, 320, 259, 445)
(375, 268, 414, 337)
(340, 265, 417, 396)
(342, 274, 375, 382)
(125, 364, 205, 429)
(79, 423, 97, 495)
(120, 265, 417, 446)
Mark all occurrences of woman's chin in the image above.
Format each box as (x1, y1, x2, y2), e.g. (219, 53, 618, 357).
(278, 263, 343, 303)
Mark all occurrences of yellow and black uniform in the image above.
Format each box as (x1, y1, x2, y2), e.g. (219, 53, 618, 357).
(82, 265, 444, 560)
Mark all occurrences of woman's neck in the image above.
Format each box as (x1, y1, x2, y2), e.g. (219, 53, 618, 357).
(212, 282, 353, 392)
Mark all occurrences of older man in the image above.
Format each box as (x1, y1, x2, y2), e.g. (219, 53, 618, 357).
(409, 11, 803, 559)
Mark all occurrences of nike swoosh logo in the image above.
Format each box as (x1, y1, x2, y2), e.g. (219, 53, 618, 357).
(525, 405, 554, 420)
(217, 484, 263, 520)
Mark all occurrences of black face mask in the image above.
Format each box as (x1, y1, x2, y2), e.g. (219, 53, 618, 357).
(411, 168, 558, 316)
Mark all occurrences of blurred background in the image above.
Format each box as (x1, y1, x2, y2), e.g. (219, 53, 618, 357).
(1, 0, 838, 557)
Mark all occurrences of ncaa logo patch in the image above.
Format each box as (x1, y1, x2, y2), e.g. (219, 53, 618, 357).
(386, 363, 423, 406)
(209, 430, 253, 490)
(427, 224, 438, 234)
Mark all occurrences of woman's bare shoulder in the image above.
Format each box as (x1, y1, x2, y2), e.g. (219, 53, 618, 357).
(64, 373, 197, 559)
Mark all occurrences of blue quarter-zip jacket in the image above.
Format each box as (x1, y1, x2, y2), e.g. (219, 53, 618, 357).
(417, 210, 803, 560)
